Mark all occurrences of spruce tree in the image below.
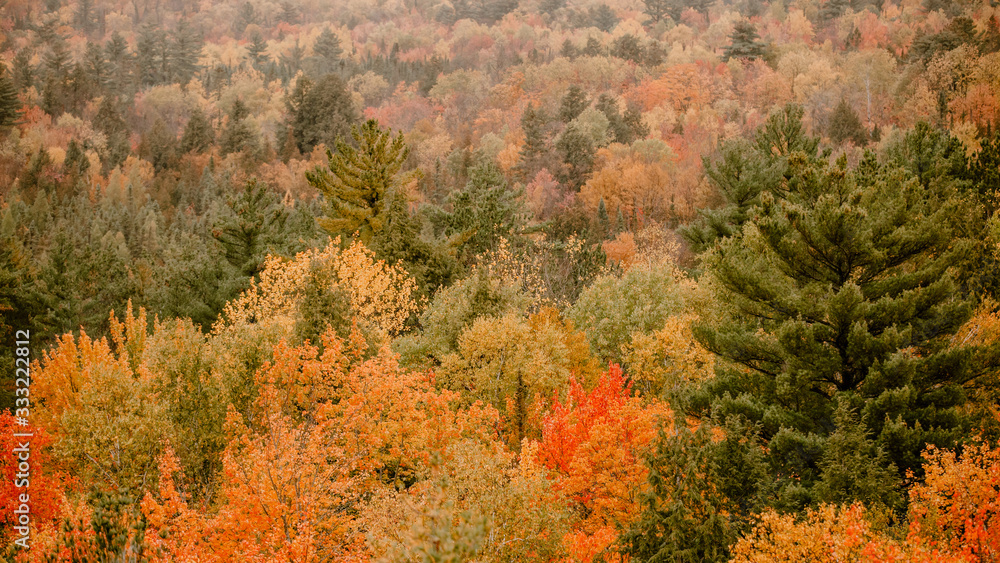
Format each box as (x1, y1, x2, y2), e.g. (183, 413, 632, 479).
(290, 74, 357, 153)
(692, 150, 976, 510)
(559, 85, 589, 123)
(517, 103, 550, 180)
(556, 123, 596, 190)
(180, 108, 214, 154)
(306, 119, 416, 243)
(220, 99, 260, 157)
(0, 65, 20, 129)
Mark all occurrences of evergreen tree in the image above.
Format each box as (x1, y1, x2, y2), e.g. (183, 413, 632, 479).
(94, 96, 130, 171)
(306, 119, 416, 243)
(723, 21, 767, 62)
(170, 21, 203, 86)
(620, 419, 767, 562)
(84, 42, 109, 91)
(612, 34, 645, 63)
(141, 118, 177, 172)
(314, 27, 343, 63)
(559, 85, 589, 123)
(828, 98, 868, 146)
(212, 178, 290, 277)
(136, 24, 168, 86)
(279, 0, 299, 23)
(446, 161, 528, 258)
(643, 0, 670, 23)
(246, 32, 269, 71)
(680, 105, 819, 252)
(556, 123, 596, 190)
(0, 65, 20, 129)
(105, 32, 132, 94)
(12, 49, 34, 92)
(517, 103, 550, 180)
(75, 0, 95, 34)
(559, 39, 578, 59)
(220, 99, 261, 157)
(370, 190, 461, 298)
(290, 74, 357, 153)
(691, 151, 976, 511)
(590, 4, 619, 32)
(180, 108, 214, 154)
(597, 197, 610, 237)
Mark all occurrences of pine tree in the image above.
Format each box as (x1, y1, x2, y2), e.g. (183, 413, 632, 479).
(246, 32, 269, 70)
(692, 150, 976, 510)
(619, 420, 766, 562)
(559, 85, 589, 123)
(12, 49, 34, 92)
(306, 119, 416, 243)
(723, 21, 767, 62)
(828, 98, 868, 146)
(314, 27, 343, 62)
(179, 108, 214, 154)
(170, 20, 203, 86)
(583, 36, 604, 56)
(643, 0, 670, 23)
(0, 65, 20, 129)
(279, 0, 299, 23)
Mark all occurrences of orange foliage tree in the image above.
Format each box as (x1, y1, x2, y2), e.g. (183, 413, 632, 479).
(536, 364, 670, 562)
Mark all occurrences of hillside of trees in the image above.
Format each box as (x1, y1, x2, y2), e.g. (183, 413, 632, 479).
(2, 0, 1000, 559)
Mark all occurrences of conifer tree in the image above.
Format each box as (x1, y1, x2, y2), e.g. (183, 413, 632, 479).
(180, 108, 214, 154)
(307, 119, 416, 243)
(556, 123, 596, 190)
(94, 96, 130, 171)
(212, 178, 290, 277)
(290, 73, 356, 153)
(447, 161, 528, 257)
(170, 21, 203, 86)
(220, 99, 260, 157)
(517, 103, 551, 181)
(693, 150, 976, 510)
(681, 104, 819, 253)
(643, 0, 670, 23)
(559, 85, 589, 123)
(828, 98, 868, 146)
(246, 32, 269, 70)
(723, 21, 767, 61)
(0, 65, 20, 129)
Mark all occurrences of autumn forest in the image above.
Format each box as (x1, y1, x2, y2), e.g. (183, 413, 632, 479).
(1, 0, 1000, 559)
